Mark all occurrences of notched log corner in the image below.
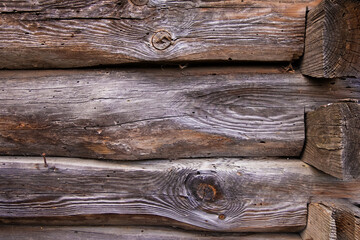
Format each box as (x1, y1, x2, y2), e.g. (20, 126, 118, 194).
(301, 0, 360, 78)
(301, 200, 360, 240)
(302, 101, 360, 180)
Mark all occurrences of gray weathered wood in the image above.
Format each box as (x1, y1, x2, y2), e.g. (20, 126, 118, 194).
(301, 200, 360, 240)
(0, 68, 359, 160)
(0, 0, 321, 69)
(0, 157, 359, 232)
(301, 0, 360, 78)
(0, 226, 302, 240)
(302, 101, 360, 180)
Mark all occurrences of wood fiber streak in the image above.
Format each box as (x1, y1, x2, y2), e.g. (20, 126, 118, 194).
(303, 102, 360, 180)
(301, 0, 360, 78)
(0, 69, 359, 160)
(0, 226, 303, 240)
(0, 157, 359, 231)
(0, 0, 321, 69)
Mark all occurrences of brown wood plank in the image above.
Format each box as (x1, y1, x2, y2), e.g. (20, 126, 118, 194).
(0, 0, 321, 69)
(302, 101, 360, 180)
(0, 226, 302, 240)
(300, 203, 337, 240)
(301, 200, 360, 240)
(0, 157, 359, 232)
(301, 0, 360, 78)
(0, 68, 359, 160)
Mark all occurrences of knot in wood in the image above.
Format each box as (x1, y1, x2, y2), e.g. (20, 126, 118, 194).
(185, 171, 222, 202)
(130, 0, 148, 6)
(152, 31, 172, 50)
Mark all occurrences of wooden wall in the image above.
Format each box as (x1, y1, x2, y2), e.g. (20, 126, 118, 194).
(0, 0, 359, 239)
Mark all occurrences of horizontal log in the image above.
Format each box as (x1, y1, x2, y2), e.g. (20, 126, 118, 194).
(0, 68, 359, 160)
(301, 200, 360, 240)
(0, 226, 302, 240)
(0, 157, 359, 232)
(301, 0, 360, 78)
(0, 0, 321, 69)
(302, 101, 360, 180)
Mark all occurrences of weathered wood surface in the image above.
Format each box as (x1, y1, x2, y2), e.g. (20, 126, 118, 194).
(1, 157, 359, 231)
(0, 0, 322, 69)
(301, 0, 360, 78)
(1, 68, 360, 160)
(300, 203, 337, 240)
(301, 200, 360, 240)
(302, 101, 360, 180)
(0, 226, 302, 240)
(329, 200, 360, 240)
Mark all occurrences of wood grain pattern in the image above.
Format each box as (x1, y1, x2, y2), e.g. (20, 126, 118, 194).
(0, 0, 321, 69)
(301, 203, 337, 240)
(302, 200, 360, 240)
(0, 226, 302, 240)
(0, 157, 359, 232)
(302, 101, 360, 180)
(301, 0, 360, 78)
(0, 68, 359, 160)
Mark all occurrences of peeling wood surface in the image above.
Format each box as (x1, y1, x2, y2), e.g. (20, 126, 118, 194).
(302, 102, 360, 180)
(0, 68, 359, 160)
(0, 157, 359, 232)
(0, 226, 303, 240)
(0, 0, 321, 69)
(301, 0, 360, 78)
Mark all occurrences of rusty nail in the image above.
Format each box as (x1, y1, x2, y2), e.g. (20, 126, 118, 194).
(130, 0, 148, 6)
(41, 152, 48, 167)
(218, 214, 226, 220)
(152, 31, 173, 50)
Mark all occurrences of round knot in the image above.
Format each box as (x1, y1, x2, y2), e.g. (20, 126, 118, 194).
(185, 171, 222, 202)
(152, 31, 173, 50)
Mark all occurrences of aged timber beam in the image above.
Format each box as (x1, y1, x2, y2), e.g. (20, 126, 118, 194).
(301, 0, 360, 78)
(0, 157, 359, 232)
(0, 0, 321, 69)
(302, 101, 360, 180)
(0, 226, 302, 240)
(0, 68, 359, 160)
(301, 200, 360, 240)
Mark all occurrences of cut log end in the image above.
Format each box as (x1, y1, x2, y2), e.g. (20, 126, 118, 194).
(301, 0, 360, 78)
(302, 102, 360, 180)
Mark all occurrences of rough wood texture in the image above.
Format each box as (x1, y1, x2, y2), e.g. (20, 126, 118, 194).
(301, 0, 360, 78)
(302, 101, 360, 180)
(301, 200, 360, 240)
(301, 203, 337, 240)
(1, 68, 359, 160)
(0, 157, 359, 232)
(0, 226, 302, 240)
(328, 200, 360, 240)
(0, 0, 321, 69)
